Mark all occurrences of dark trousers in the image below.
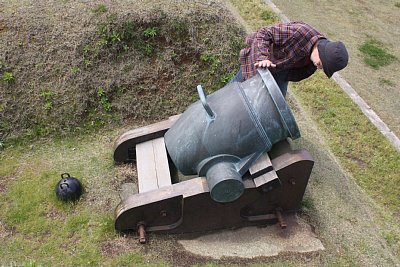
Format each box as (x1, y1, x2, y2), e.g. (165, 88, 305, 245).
(230, 69, 289, 97)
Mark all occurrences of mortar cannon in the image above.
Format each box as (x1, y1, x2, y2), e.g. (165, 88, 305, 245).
(164, 69, 300, 203)
(112, 69, 313, 243)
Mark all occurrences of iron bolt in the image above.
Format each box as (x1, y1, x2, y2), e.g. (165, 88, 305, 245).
(160, 210, 167, 217)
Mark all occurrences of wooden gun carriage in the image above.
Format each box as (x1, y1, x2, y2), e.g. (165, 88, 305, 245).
(113, 70, 313, 243)
(113, 115, 313, 243)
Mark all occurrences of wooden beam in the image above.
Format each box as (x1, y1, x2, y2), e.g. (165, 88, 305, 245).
(136, 137, 172, 193)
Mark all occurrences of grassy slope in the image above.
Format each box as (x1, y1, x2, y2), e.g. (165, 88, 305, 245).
(0, 0, 243, 142)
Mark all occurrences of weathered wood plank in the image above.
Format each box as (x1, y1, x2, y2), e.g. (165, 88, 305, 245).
(136, 140, 159, 193)
(113, 115, 181, 163)
(253, 170, 279, 188)
(152, 137, 172, 188)
(136, 137, 171, 193)
(249, 152, 273, 178)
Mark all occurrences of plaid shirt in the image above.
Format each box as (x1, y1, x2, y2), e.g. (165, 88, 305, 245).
(240, 21, 325, 81)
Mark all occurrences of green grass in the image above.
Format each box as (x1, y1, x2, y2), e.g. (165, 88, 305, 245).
(229, 0, 279, 29)
(291, 74, 400, 258)
(0, 132, 161, 266)
(2, 71, 14, 83)
(359, 39, 397, 69)
(260, 10, 278, 23)
(291, 73, 400, 213)
(379, 78, 395, 87)
(92, 4, 108, 14)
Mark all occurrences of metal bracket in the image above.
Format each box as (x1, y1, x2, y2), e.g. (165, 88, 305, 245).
(197, 85, 215, 120)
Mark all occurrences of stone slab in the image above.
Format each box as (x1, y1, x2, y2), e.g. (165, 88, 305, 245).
(178, 214, 324, 259)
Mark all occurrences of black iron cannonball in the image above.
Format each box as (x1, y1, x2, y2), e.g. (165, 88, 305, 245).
(55, 173, 83, 201)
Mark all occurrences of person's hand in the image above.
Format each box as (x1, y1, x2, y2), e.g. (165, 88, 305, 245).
(254, 60, 276, 68)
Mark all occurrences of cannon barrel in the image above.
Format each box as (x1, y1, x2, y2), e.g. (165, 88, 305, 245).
(164, 69, 300, 203)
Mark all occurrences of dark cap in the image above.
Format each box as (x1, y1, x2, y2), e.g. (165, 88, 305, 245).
(318, 40, 349, 78)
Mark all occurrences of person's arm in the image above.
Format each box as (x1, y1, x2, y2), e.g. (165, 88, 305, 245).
(253, 28, 273, 61)
(252, 24, 294, 69)
(287, 64, 317, 81)
(255, 22, 324, 70)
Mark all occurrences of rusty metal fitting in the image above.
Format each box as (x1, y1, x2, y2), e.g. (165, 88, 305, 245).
(137, 222, 146, 244)
(275, 209, 287, 229)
